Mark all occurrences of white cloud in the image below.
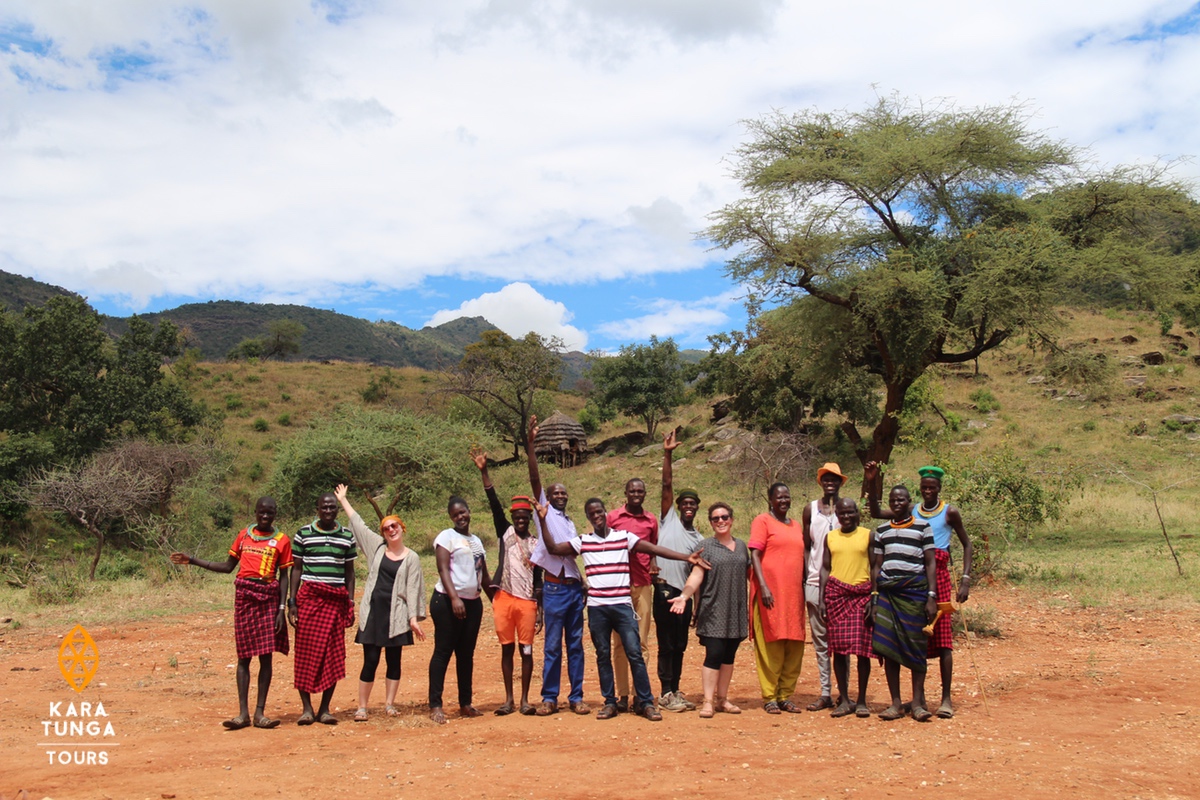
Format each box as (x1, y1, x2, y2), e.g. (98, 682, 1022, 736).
(0, 0, 1196, 322)
(594, 289, 741, 345)
(425, 282, 588, 350)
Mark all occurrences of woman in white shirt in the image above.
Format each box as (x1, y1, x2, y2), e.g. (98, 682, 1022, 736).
(428, 495, 492, 724)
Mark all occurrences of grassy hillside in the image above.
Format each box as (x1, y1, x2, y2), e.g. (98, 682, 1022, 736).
(0, 269, 79, 312)
(3, 305, 1199, 625)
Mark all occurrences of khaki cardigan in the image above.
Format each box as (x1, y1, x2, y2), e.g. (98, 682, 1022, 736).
(348, 511, 426, 640)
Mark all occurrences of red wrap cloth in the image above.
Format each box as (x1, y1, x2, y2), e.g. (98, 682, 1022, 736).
(927, 549, 954, 653)
(825, 577, 874, 658)
(293, 581, 352, 693)
(234, 578, 289, 659)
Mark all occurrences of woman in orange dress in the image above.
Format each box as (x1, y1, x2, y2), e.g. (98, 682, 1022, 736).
(749, 482, 808, 714)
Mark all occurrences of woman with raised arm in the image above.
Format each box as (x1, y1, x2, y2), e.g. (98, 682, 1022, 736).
(334, 484, 426, 722)
(669, 502, 750, 718)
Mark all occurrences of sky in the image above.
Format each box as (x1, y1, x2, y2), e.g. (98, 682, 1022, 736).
(1, 1, 1198, 353)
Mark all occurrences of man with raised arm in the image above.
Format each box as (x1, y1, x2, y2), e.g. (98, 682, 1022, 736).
(800, 463, 847, 711)
(652, 429, 704, 712)
(534, 496, 710, 721)
(865, 461, 972, 718)
(472, 447, 543, 716)
(606, 475, 658, 713)
(525, 414, 590, 716)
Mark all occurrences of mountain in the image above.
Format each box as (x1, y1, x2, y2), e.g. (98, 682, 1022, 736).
(0, 270, 80, 312)
(106, 300, 499, 370)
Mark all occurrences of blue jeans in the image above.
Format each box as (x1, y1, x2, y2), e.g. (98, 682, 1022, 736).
(588, 603, 654, 709)
(540, 581, 585, 704)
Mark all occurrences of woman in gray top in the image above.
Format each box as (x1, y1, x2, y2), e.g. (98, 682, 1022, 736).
(669, 502, 751, 718)
(334, 484, 426, 721)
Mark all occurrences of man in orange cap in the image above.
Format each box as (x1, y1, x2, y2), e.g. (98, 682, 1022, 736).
(801, 462, 847, 710)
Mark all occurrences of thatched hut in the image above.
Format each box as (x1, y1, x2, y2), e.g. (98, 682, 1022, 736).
(534, 411, 589, 467)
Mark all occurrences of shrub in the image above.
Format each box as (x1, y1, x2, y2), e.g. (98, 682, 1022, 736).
(225, 394, 244, 410)
(252, 418, 269, 432)
(968, 388, 1000, 413)
(276, 413, 292, 427)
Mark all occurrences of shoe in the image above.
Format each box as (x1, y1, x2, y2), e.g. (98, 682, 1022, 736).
(674, 692, 697, 711)
(534, 700, 558, 717)
(806, 696, 835, 712)
(615, 696, 629, 713)
(660, 693, 687, 713)
(596, 704, 618, 720)
(429, 707, 447, 725)
(459, 705, 482, 718)
(638, 703, 663, 722)
(569, 701, 591, 715)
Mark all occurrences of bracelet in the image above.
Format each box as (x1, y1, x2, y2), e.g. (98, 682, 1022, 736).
(962, 574, 971, 581)
(927, 590, 937, 597)
(279, 604, 286, 611)
(870, 591, 879, 596)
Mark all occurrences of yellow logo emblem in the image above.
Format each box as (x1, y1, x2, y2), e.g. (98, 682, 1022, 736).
(58, 625, 99, 693)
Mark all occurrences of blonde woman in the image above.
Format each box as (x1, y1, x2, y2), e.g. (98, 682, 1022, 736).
(334, 484, 426, 721)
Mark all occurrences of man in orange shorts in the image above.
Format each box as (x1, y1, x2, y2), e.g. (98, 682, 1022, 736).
(473, 449, 542, 715)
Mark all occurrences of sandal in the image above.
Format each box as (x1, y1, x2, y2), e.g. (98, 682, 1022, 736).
(353, 708, 368, 722)
(459, 705, 482, 718)
(221, 715, 251, 730)
(830, 702, 855, 718)
(715, 697, 741, 714)
(878, 705, 907, 721)
(519, 703, 537, 716)
(763, 701, 781, 715)
(855, 704, 872, 718)
(296, 710, 315, 726)
(778, 700, 802, 714)
(385, 704, 400, 717)
(429, 707, 447, 725)
(253, 716, 281, 729)
(534, 700, 558, 717)
(596, 704, 618, 720)
(698, 702, 715, 719)
(911, 706, 933, 723)
(806, 696, 835, 711)
(639, 703, 663, 722)
(494, 702, 515, 716)
(317, 712, 338, 725)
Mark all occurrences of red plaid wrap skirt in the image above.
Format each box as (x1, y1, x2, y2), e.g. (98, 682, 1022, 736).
(293, 581, 351, 693)
(825, 576, 873, 658)
(927, 549, 954, 653)
(234, 578, 290, 659)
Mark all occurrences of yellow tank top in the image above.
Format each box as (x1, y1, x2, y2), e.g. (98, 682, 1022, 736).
(826, 526, 871, 585)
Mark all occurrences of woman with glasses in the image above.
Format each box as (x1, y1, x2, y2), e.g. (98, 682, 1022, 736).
(669, 502, 751, 718)
(334, 484, 426, 721)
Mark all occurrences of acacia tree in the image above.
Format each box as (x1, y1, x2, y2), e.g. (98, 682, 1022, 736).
(705, 97, 1081, 473)
(26, 440, 210, 579)
(444, 330, 563, 462)
(588, 336, 685, 438)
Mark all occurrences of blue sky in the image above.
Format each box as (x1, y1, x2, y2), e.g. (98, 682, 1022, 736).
(1, 1, 1198, 352)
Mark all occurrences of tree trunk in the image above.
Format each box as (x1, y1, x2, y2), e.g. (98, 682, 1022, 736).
(856, 376, 915, 498)
(88, 526, 104, 581)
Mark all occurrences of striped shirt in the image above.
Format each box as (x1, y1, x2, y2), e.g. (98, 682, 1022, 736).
(293, 522, 356, 586)
(872, 519, 935, 582)
(569, 528, 639, 607)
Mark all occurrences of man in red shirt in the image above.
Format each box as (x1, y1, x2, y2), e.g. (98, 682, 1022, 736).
(606, 478, 658, 713)
(170, 497, 292, 730)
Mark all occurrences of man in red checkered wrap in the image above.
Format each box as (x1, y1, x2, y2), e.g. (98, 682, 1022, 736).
(288, 492, 357, 726)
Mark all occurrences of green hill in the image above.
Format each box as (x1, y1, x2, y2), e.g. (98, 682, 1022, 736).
(0, 270, 79, 312)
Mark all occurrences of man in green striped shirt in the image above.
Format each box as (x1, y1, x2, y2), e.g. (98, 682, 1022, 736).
(288, 492, 357, 725)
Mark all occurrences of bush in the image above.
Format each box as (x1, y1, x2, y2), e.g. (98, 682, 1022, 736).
(968, 388, 1001, 413)
(30, 562, 86, 605)
(224, 394, 244, 410)
(276, 413, 292, 427)
(94, 551, 145, 581)
(252, 417, 269, 432)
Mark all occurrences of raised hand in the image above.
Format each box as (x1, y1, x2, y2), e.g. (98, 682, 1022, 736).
(470, 445, 488, 471)
(663, 429, 679, 452)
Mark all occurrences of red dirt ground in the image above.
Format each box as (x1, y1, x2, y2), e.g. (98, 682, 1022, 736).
(2, 584, 1199, 800)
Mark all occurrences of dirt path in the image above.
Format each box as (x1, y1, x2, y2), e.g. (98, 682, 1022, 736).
(3, 585, 1198, 800)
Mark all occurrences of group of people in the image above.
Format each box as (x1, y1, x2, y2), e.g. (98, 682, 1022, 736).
(170, 416, 973, 727)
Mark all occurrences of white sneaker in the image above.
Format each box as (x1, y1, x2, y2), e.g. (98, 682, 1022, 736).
(674, 691, 697, 711)
(661, 692, 688, 713)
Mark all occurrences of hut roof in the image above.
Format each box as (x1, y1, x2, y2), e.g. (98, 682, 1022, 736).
(534, 411, 588, 455)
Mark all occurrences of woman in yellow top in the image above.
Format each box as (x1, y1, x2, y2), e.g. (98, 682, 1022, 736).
(818, 498, 873, 719)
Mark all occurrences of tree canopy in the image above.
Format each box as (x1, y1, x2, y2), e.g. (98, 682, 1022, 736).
(703, 96, 1195, 470)
(444, 330, 563, 462)
(588, 336, 685, 438)
(0, 297, 204, 518)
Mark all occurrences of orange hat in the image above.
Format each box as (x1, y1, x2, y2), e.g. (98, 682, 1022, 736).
(510, 495, 534, 512)
(816, 463, 847, 484)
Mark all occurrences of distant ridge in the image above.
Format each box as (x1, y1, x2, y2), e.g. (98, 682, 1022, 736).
(0, 270, 79, 312)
